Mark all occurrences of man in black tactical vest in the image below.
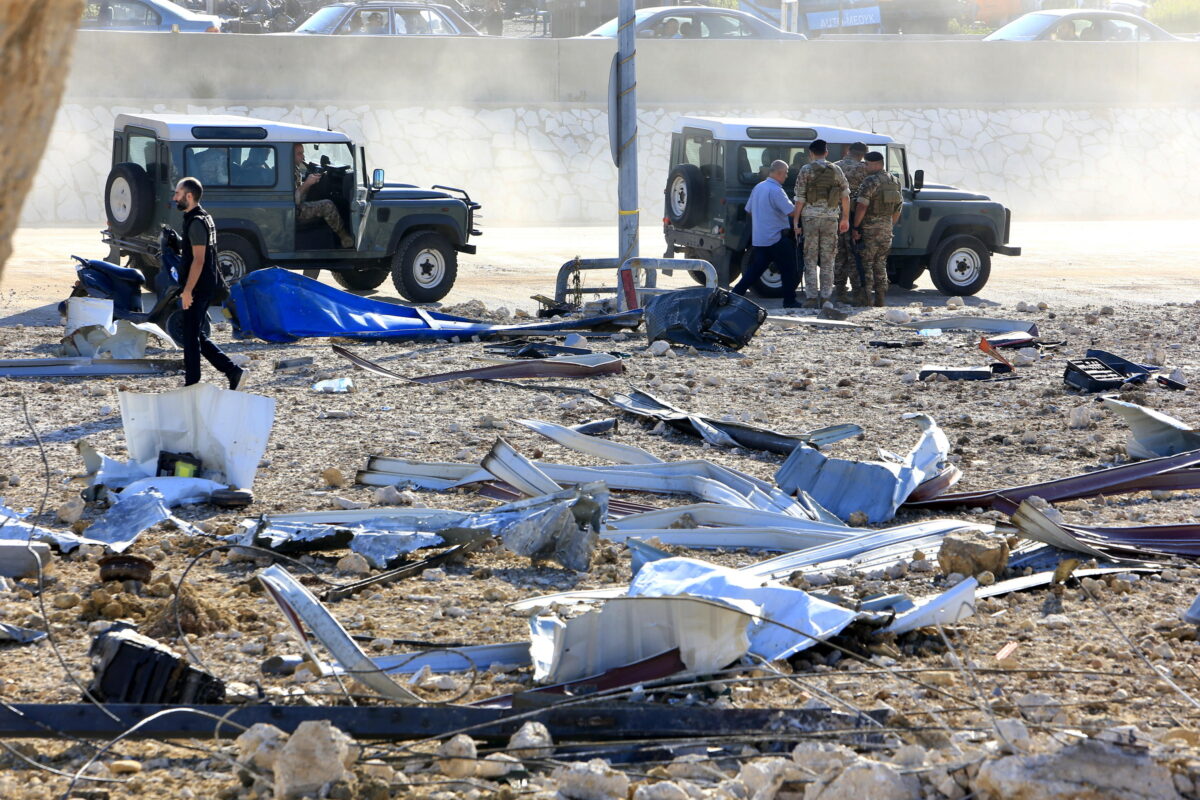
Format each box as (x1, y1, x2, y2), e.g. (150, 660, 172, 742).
(173, 177, 244, 389)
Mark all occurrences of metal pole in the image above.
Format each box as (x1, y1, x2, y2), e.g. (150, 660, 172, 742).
(616, 0, 639, 266)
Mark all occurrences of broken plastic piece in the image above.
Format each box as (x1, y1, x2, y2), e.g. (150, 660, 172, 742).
(0, 540, 52, 578)
(918, 363, 1013, 381)
(88, 625, 224, 704)
(642, 287, 766, 351)
(119, 383, 275, 490)
(0, 622, 47, 645)
(901, 317, 1037, 335)
(513, 418, 662, 465)
(1063, 359, 1126, 392)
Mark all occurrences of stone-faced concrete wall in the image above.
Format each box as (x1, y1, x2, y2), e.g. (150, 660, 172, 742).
(22, 33, 1200, 227)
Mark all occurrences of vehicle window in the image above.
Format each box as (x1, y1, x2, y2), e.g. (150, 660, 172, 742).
(700, 14, 751, 38)
(986, 12, 1057, 40)
(84, 1, 161, 27)
(737, 145, 810, 184)
(653, 14, 689, 38)
(1074, 19, 1103, 41)
(230, 147, 277, 187)
(295, 5, 345, 33)
(343, 9, 389, 34)
(297, 142, 354, 171)
(398, 9, 441, 33)
(681, 131, 712, 167)
(1105, 19, 1148, 41)
(185, 146, 230, 187)
(886, 144, 907, 189)
(127, 133, 156, 172)
(421, 9, 454, 34)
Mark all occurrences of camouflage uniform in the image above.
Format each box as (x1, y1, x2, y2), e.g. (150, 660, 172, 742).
(855, 170, 904, 306)
(795, 160, 849, 303)
(295, 164, 353, 248)
(832, 156, 868, 301)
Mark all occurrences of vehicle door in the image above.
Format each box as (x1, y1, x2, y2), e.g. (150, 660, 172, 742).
(696, 12, 754, 38)
(886, 143, 918, 249)
(184, 143, 290, 254)
(681, 126, 724, 228)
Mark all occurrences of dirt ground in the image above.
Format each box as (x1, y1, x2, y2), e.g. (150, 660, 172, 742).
(1, 221, 1200, 799)
(2, 220, 1198, 322)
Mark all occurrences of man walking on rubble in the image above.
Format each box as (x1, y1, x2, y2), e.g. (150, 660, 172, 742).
(832, 142, 868, 304)
(792, 139, 850, 308)
(173, 177, 244, 389)
(731, 159, 802, 309)
(852, 152, 904, 307)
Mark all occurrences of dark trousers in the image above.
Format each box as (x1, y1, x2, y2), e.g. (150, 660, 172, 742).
(732, 236, 800, 304)
(183, 283, 237, 386)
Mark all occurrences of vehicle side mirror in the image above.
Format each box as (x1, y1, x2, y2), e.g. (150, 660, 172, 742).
(371, 169, 385, 190)
(913, 169, 924, 192)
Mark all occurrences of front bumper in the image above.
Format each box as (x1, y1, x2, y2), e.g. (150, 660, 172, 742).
(993, 244, 1022, 257)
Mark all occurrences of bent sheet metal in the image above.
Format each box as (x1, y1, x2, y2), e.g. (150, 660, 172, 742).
(775, 414, 950, 523)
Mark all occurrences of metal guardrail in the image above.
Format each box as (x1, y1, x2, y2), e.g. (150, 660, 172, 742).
(553, 257, 717, 304)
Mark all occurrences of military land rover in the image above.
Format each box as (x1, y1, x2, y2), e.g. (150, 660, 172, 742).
(102, 114, 480, 302)
(661, 117, 1020, 297)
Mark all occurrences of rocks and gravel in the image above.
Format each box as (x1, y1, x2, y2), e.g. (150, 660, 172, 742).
(0, 299, 1199, 798)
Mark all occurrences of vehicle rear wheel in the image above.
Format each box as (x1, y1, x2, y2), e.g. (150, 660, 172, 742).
(333, 267, 389, 291)
(105, 163, 155, 237)
(392, 232, 458, 303)
(665, 164, 707, 229)
(216, 233, 261, 285)
(929, 234, 990, 296)
(740, 248, 787, 299)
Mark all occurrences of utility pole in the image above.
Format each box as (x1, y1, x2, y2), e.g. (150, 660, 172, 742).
(616, 0, 638, 265)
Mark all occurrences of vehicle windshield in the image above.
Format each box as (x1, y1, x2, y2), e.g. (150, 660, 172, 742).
(295, 6, 347, 33)
(984, 13, 1056, 40)
(585, 9, 657, 36)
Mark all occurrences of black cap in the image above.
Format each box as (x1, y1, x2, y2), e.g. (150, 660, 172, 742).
(864, 151, 884, 163)
(849, 142, 867, 154)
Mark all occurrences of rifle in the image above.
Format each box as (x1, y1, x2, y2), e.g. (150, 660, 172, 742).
(851, 229, 866, 290)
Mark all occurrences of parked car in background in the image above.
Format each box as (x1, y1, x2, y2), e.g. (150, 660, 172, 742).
(579, 6, 808, 39)
(79, 0, 222, 31)
(983, 8, 1179, 39)
(292, 0, 480, 34)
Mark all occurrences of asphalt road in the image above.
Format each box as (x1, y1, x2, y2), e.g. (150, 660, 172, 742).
(1, 220, 1196, 326)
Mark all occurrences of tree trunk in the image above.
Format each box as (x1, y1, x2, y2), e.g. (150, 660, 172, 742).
(0, 0, 84, 280)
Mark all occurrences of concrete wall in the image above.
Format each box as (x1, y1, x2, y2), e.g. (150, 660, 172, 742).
(23, 31, 1200, 228)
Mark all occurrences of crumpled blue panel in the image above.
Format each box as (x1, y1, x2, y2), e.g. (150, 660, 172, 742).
(229, 269, 640, 343)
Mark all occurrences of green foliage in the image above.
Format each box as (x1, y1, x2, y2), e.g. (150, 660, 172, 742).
(708, 0, 740, 9)
(1149, 0, 1200, 33)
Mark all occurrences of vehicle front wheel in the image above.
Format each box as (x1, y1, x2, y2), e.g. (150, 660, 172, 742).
(333, 267, 389, 291)
(216, 233, 261, 285)
(928, 235, 990, 296)
(392, 232, 458, 303)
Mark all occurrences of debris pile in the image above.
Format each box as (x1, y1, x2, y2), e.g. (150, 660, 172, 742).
(1, 292, 1200, 799)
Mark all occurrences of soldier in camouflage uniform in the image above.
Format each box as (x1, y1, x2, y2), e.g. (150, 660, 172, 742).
(293, 143, 354, 249)
(832, 142, 868, 304)
(851, 152, 904, 307)
(792, 139, 850, 308)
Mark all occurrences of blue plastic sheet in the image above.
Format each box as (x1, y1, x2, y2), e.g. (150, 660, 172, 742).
(229, 269, 640, 343)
